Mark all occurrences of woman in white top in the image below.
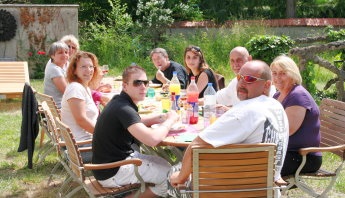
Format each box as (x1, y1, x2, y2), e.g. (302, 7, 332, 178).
(61, 51, 100, 162)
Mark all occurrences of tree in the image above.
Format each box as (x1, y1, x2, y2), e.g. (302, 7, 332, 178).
(286, 0, 296, 18)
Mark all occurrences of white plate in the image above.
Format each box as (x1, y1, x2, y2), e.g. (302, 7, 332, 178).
(149, 83, 162, 88)
(151, 123, 186, 132)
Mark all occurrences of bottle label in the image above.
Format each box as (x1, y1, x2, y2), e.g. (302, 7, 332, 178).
(187, 102, 198, 124)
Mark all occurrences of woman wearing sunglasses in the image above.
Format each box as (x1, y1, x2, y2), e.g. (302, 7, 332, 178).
(184, 45, 218, 98)
(92, 65, 179, 197)
(61, 51, 101, 163)
(270, 55, 322, 177)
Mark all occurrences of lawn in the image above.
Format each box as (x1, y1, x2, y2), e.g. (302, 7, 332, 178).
(0, 79, 344, 197)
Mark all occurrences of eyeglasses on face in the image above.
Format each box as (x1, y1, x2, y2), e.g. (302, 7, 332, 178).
(68, 45, 76, 50)
(237, 74, 266, 84)
(132, 80, 149, 87)
(79, 65, 95, 70)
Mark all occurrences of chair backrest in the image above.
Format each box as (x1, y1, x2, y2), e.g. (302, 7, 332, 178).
(55, 118, 85, 181)
(41, 101, 63, 155)
(35, 91, 61, 120)
(191, 143, 276, 198)
(319, 98, 345, 158)
(0, 61, 30, 99)
(215, 73, 225, 90)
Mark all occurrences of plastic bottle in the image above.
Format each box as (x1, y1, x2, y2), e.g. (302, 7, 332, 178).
(203, 83, 217, 128)
(170, 92, 178, 111)
(169, 71, 181, 109)
(186, 76, 199, 124)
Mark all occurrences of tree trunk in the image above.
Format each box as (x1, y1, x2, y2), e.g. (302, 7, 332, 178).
(286, 0, 296, 18)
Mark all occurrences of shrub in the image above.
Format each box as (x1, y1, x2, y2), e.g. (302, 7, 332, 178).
(245, 35, 295, 64)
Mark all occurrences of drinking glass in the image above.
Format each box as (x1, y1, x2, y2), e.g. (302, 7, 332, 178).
(102, 65, 109, 76)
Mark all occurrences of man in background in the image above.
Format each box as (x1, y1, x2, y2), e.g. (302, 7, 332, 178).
(150, 48, 188, 89)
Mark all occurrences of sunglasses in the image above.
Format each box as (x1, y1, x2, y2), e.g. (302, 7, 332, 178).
(188, 46, 201, 52)
(132, 80, 149, 87)
(237, 74, 266, 84)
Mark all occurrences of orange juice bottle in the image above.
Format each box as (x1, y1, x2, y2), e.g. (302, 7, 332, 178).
(169, 71, 181, 109)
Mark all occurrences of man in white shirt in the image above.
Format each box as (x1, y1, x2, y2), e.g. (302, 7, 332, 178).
(170, 60, 289, 189)
(216, 46, 275, 107)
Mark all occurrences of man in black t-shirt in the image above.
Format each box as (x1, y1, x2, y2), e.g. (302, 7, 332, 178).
(92, 65, 179, 197)
(151, 47, 188, 89)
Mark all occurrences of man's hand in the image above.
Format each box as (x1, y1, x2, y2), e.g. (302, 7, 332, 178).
(169, 171, 184, 187)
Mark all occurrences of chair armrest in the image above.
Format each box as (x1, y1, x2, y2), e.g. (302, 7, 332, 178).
(83, 158, 142, 170)
(79, 147, 92, 152)
(58, 139, 93, 147)
(298, 145, 345, 156)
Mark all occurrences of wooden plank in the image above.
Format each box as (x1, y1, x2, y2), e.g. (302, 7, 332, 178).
(199, 164, 267, 173)
(199, 157, 268, 166)
(198, 151, 268, 160)
(0, 61, 29, 99)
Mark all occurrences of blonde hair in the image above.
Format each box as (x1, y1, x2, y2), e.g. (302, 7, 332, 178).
(270, 55, 302, 84)
(60, 34, 80, 50)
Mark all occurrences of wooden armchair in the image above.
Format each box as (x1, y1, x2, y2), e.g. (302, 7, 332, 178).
(55, 118, 146, 198)
(180, 143, 278, 198)
(34, 92, 62, 164)
(0, 61, 30, 99)
(282, 98, 345, 197)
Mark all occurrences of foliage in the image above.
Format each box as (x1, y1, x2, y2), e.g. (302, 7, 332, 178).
(27, 50, 48, 79)
(301, 61, 319, 100)
(245, 35, 295, 64)
(134, 0, 174, 46)
(326, 28, 345, 42)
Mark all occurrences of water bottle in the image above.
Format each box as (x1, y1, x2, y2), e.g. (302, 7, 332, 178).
(169, 71, 181, 109)
(203, 83, 217, 128)
(187, 76, 199, 124)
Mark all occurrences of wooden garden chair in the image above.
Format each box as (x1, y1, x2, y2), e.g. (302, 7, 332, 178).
(0, 61, 30, 99)
(179, 143, 278, 198)
(34, 92, 62, 164)
(39, 101, 92, 185)
(55, 118, 146, 198)
(282, 98, 345, 197)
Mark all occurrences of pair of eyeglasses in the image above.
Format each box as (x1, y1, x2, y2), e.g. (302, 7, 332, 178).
(132, 80, 149, 87)
(68, 45, 76, 50)
(237, 74, 266, 84)
(80, 65, 95, 70)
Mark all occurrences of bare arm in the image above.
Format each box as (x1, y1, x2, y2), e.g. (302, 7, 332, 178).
(52, 76, 67, 94)
(156, 69, 170, 84)
(196, 72, 209, 94)
(285, 105, 306, 136)
(68, 98, 95, 133)
(128, 111, 178, 146)
(169, 136, 211, 187)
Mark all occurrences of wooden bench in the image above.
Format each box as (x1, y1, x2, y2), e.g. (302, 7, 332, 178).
(282, 98, 345, 197)
(0, 61, 30, 99)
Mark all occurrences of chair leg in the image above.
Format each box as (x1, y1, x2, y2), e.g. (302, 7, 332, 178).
(39, 128, 45, 147)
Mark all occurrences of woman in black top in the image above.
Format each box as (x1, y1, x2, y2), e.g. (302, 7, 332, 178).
(183, 45, 218, 98)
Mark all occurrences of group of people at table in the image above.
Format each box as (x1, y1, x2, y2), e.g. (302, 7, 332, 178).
(43, 35, 321, 197)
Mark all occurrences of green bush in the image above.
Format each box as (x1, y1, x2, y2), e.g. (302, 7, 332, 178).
(245, 35, 295, 64)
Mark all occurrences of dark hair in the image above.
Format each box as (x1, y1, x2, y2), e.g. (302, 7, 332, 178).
(183, 45, 209, 74)
(122, 64, 146, 83)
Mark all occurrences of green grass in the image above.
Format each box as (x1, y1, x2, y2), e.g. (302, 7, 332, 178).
(0, 79, 344, 197)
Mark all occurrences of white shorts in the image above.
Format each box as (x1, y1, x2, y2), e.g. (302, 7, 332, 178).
(98, 151, 171, 197)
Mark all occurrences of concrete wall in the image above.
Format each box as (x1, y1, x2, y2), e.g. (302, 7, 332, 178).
(0, 4, 78, 67)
